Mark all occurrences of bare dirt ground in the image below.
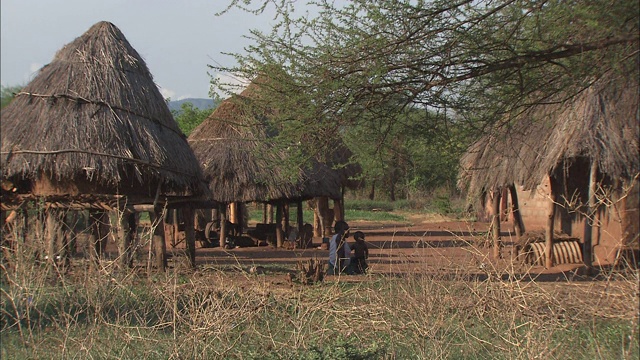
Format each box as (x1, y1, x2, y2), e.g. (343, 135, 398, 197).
(190, 214, 591, 280)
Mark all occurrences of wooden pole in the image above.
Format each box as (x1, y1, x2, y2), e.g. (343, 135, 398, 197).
(150, 211, 167, 271)
(509, 184, 525, 238)
(262, 203, 268, 224)
(116, 210, 135, 269)
(544, 179, 556, 269)
(183, 207, 196, 268)
(297, 201, 304, 235)
(312, 200, 322, 237)
(219, 204, 227, 248)
(45, 208, 64, 266)
(275, 202, 284, 248)
(583, 161, 598, 270)
(490, 188, 502, 259)
(283, 202, 290, 237)
(333, 198, 344, 222)
(267, 203, 274, 223)
(171, 209, 179, 248)
(317, 196, 330, 238)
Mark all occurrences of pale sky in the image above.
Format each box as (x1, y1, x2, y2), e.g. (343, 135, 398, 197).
(0, 0, 280, 100)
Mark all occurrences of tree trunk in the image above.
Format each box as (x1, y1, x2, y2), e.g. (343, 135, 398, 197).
(509, 184, 525, 238)
(490, 188, 502, 259)
(368, 181, 376, 200)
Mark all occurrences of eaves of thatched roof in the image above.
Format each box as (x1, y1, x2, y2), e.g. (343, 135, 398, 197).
(459, 74, 639, 197)
(0, 21, 207, 199)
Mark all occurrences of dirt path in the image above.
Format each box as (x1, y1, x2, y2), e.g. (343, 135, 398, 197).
(191, 217, 590, 279)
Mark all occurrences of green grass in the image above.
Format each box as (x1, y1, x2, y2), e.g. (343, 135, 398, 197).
(247, 202, 410, 225)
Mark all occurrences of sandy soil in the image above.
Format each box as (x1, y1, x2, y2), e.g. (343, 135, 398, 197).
(190, 216, 592, 280)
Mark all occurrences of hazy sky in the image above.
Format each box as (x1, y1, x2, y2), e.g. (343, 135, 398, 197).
(0, 0, 279, 100)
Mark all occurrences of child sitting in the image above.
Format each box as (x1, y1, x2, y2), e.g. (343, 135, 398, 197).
(350, 231, 369, 274)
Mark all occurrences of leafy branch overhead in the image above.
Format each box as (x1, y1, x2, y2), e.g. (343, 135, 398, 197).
(214, 0, 638, 130)
(212, 0, 638, 198)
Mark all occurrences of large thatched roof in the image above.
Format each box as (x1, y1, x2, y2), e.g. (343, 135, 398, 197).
(189, 93, 300, 203)
(459, 73, 639, 197)
(1, 21, 206, 200)
(188, 80, 344, 203)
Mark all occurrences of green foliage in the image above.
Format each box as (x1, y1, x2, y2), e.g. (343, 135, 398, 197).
(1, 85, 22, 109)
(212, 0, 638, 201)
(171, 101, 215, 136)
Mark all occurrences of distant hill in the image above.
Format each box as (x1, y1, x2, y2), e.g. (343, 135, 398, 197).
(168, 98, 218, 112)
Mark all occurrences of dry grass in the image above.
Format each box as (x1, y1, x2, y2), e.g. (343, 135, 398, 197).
(1, 215, 638, 359)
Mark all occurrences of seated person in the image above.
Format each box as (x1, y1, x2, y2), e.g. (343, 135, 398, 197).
(328, 220, 351, 275)
(350, 231, 369, 274)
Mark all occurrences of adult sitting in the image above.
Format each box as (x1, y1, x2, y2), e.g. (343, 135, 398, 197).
(328, 220, 352, 275)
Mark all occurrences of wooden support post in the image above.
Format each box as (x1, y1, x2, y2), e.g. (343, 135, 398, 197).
(545, 184, 556, 269)
(317, 196, 331, 238)
(171, 209, 179, 248)
(116, 210, 136, 269)
(262, 203, 268, 224)
(283, 202, 290, 237)
(45, 208, 64, 266)
(313, 201, 322, 237)
(150, 211, 167, 271)
(219, 204, 227, 248)
(333, 198, 344, 222)
(266, 203, 274, 223)
(297, 200, 304, 236)
(490, 188, 502, 259)
(229, 202, 237, 227)
(183, 207, 196, 268)
(509, 184, 525, 238)
(583, 161, 598, 270)
(276, 202, 284, 248)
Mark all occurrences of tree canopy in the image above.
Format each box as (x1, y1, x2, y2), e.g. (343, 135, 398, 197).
(213, 0, 638, 199)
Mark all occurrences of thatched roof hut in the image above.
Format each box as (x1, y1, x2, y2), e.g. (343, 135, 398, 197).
(459, 73, 639, 265)
(1, 21, 206, 208)
(188, 81, 343, 203)
(459, 74, 639, 198)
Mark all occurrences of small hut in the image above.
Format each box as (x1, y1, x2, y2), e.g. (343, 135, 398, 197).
(1, 21, 208, 270)
(459, 73, 639, 268)
(188, 79, 347, 248)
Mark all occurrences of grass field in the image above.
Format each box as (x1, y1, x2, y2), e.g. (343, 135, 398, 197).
(1, 207, 638, 359)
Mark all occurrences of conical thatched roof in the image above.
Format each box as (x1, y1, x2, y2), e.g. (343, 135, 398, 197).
(459, 74, 640, 197)
(188, 92, 301, 203)
(1, 21, 206, 200)
(189, 79, 344, 202)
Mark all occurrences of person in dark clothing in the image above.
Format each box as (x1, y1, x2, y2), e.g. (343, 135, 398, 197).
(350, 231, 369, 274)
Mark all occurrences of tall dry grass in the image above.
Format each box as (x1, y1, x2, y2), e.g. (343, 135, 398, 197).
(1, 212, 638, 359)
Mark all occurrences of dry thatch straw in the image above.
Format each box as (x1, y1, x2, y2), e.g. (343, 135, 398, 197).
(459, 73, 639, 198)
(188, 79, 344, 203)
(0, 21, 206, 199)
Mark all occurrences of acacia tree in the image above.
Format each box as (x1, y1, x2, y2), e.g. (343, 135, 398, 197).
(213, 0, 638, 188)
